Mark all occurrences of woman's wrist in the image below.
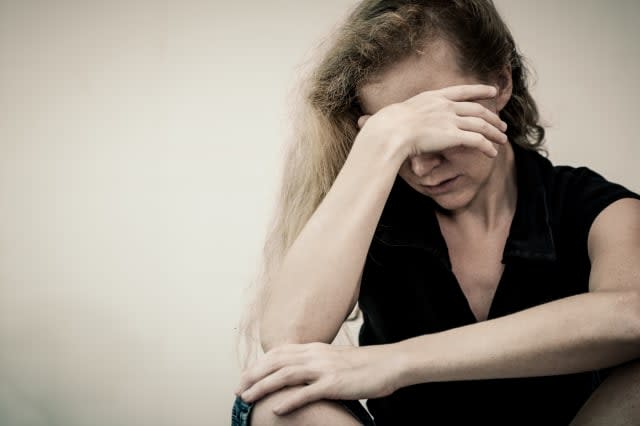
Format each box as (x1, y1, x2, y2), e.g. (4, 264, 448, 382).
(352, 123, 409, 171)
(385, 339, 421, 392)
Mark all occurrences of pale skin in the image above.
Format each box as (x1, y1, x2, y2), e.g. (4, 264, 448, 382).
(237, 39, 640, 424)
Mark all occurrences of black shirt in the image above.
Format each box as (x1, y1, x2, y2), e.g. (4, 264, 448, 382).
(358, 142, 640, 425)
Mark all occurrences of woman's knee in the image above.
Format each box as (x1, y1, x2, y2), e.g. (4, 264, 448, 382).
(249, 385, 363, 426)
(570, 358, 640, 425)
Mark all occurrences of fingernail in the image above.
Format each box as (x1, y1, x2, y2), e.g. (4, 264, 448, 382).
(501, 121, 508, 131)
(273, 406, 283, 415)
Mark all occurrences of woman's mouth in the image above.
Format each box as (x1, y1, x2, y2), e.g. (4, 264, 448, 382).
(420, 175, 461, 193)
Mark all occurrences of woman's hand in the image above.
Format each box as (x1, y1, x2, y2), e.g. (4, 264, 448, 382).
(234, 342, 403, 415)
(357, 84, 508, 158)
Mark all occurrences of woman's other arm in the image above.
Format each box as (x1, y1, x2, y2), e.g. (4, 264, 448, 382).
(395, 198, 640, 386)
(259, 128, 406, 352)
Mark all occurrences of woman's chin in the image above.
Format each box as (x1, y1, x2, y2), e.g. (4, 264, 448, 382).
(407, 178, 476, 213)
(429, 191, 473, 212)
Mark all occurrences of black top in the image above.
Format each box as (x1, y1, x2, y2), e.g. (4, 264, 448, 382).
(358, 142, 640, 425)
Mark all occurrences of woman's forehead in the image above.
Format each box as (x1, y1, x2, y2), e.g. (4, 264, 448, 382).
(356, 39, 475, 115)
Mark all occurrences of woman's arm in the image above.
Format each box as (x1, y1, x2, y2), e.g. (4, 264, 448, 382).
(260, 129, 406, 352)
(396, 197, 640, 387)
(396, 290, 639, 386)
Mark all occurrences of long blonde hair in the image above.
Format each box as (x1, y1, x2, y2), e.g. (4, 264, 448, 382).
(235, 0, 545, 369)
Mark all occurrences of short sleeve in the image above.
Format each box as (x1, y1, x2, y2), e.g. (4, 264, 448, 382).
(564, 167, 640, 249)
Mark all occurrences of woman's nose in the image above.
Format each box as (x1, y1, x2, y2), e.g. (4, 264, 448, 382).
(409, 154, 443, 177)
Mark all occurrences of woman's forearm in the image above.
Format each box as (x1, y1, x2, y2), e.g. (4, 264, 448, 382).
(260, 135, 406, 352)
(393, 291, 640, 388)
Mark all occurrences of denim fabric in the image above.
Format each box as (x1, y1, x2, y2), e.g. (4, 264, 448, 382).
(231, 396, 253, 426)
(231, 395, 375, 425)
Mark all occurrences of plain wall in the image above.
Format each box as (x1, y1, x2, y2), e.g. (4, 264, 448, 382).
(0, 1, 637, 425)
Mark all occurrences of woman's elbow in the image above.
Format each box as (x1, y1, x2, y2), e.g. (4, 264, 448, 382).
(628, 290, 640, 344)
(259, 320, 306, 353)
(259, 321, 335, 353)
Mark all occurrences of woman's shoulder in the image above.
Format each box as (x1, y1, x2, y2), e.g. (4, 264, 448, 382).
(546, 161, 639, 207)
(517, 144, 639, 206)
(537, 158, 640, 246)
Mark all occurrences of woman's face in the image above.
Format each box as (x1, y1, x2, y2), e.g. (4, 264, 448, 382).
(357, 39, 511, 212)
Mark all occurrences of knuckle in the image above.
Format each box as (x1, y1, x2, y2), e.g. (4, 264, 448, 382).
(438, 97, 451, 108)
(326, 372, 341, 384)
(269, 346, 283, 355)
(251, 382, 264, 394)
(266, 356, 282, 370)
(243, 368, 256, 379)
(310, 359, 328, 374)
(444, 99, 455, 111)
(281, 367, 295, 380)
(237, 379, 247, 390)
(307, 342, 324, 351)
(443, 129, 458, 143)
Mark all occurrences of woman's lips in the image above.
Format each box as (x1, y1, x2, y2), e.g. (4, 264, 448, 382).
(420, 175, 461, 193)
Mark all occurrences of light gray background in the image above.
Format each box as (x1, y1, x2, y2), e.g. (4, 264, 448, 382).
(0, 1, 638, 425)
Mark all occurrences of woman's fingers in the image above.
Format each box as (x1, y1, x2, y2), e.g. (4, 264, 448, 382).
(455, 116, 508, 146)
(357, 114, 371, 129)
(235, 345, 303, 395)
(240, 367, 307, 404)
(438, 84, 498, 102)
(356, 84, 509, 158)
(456, 130, 498, 158)
(273, 382, 327, 416)
(454, 101, 507, 132)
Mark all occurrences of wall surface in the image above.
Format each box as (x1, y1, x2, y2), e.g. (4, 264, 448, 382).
(0, 1, 637, 425)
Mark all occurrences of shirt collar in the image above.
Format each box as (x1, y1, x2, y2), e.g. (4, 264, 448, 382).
(372, 142, 557, 263)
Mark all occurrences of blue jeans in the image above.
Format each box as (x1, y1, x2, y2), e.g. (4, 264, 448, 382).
(231, 395, 376, 425)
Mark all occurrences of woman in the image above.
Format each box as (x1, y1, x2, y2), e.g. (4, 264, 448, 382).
(232, 1, 640, 424)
